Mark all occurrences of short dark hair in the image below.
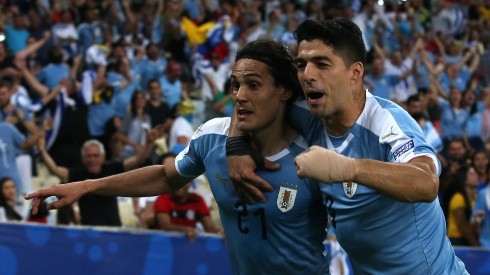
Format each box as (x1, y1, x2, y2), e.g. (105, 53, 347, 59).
(294, 19, 366, 67)
(406, 93, 422, 105)
(147, 78, 160, 89)
(235, 39, 303, 102)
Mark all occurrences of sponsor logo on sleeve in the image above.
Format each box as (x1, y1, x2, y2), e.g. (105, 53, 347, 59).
(393, 140, 414, 160)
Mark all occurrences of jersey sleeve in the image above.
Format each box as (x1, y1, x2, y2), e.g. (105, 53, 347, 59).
(380, 104, 440, 173)
(175, 117, 230, 177)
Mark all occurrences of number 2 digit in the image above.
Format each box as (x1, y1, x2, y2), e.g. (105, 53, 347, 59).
(235, 201, 267, 240)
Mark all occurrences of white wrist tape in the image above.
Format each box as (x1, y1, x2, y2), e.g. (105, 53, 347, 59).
(295, 146, 356, 183)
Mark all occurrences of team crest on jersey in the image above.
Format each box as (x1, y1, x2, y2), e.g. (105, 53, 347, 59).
(277, 186, 297, 212)
(343, 182, 357, 198)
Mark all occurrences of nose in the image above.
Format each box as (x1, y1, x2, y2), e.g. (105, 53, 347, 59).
(301, 63, 317, 84)
(234, 87, 248, 104)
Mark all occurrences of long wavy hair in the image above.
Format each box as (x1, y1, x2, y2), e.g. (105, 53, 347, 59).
(0, 177, 22, 221)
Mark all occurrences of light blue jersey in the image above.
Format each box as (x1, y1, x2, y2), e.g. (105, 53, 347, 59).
(0, 122, 25, 192)
(176, 117, 329, 275)
(291, 91, 468, 274)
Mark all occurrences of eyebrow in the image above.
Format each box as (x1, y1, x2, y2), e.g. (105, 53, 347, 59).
(231, 72, 263, 79)
(295, 55, 332, 63)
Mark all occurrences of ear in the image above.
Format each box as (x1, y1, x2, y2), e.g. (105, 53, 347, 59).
(279, 86, 293, 101)
(350, 62, 364, 86)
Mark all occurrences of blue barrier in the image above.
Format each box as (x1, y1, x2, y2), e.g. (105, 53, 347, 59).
(0, 222, 489, 275)
(0, 222, 232, 275)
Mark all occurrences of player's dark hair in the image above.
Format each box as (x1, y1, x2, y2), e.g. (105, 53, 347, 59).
(235, 38, 303, 103)
(294, 18, 366, 68)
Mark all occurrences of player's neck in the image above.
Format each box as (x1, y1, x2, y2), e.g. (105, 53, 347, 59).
(252, 124, 297, 157)
(324, 89, 365, 136)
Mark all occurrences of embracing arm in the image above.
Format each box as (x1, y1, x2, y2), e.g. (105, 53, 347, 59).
(295, 146, 439, 202)
(226, 111, 277, 203)
(352, 156, 438, 202)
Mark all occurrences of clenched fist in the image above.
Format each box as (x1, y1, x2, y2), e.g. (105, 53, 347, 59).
(295, 146, 357, 183)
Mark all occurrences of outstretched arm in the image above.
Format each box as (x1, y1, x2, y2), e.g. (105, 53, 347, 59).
(295, 146, 439, 202)
(25, 161, 192, 214)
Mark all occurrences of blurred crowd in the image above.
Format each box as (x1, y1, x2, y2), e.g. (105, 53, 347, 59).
(1, 0, 490, 250)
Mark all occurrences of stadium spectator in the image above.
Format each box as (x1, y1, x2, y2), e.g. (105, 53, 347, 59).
(138, 42, 168, 92)
(167, 99, 195, 153)
(4, 13, 29, 55)
(442, 165, 480, 246)
(0, 72, 44, 195)
(432, 85, 469, 147)
(212, 77, 234, 117)
(406, 94, 443, 153)
(51, 9, 78, 60)
(76, 6, 105, 55)
(146, 79, 172, 134)
(119, 91, 152, 159)
(463, 88, 486, 152)
(364, 55, 399, 101)
(199, 51, 231, 121)
(372, 36, 420, 104)
(153, 153, 219, 240)
(0, 80, 45, 195)
(471, 150, 490, 190)
(37, 137, 155, 227)
(36, 46, 69, 90)
(440, 138, 470, 200)
(0, 177, 23, 221)
(15, 55, 89, 168)
(159, 60, 187, 109)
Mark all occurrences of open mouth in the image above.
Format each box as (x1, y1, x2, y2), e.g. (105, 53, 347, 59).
(237, 108, 253, 116)
(306, 92, 324, 100)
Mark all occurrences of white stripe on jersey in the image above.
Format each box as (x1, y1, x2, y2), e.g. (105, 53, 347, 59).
(190, 117, 231, 141)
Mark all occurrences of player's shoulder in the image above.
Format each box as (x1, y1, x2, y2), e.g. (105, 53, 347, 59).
(360, 93, 413, 135)
(191, 117, 231, 140)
